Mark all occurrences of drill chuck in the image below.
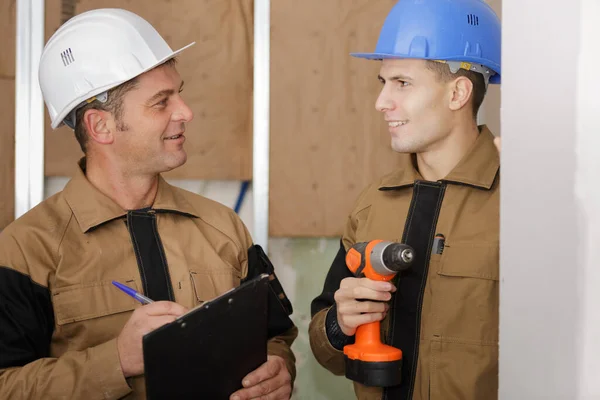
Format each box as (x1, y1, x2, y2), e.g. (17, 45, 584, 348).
(371, 242, 414, 276)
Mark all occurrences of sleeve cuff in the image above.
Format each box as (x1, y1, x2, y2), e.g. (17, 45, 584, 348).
(87, 338, 132, 398)
(308, 307, 349, 375)
(325, 304, 354, 351)
(267, 326, 298, 382)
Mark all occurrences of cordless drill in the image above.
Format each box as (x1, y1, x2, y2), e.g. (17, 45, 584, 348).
(343, 240, 415, 387)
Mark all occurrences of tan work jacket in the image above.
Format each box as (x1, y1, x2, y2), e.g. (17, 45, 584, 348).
(310, 127, 499, 400)
(0, 161, 297, 399)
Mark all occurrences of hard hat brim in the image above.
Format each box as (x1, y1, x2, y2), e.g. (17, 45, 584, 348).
(51, 41, 196, 129)
(350, 52, 396, 60)
(349, 52, 501, 84)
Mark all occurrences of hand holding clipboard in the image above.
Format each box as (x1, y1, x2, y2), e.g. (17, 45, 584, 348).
(141, 274, 272, 399)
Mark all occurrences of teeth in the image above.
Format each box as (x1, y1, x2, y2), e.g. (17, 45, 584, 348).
(166, 134, 181, 139)
(388, 121, 406, 127)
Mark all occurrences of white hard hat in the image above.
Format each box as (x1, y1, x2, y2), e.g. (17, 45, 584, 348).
(39, 8, 195, 129)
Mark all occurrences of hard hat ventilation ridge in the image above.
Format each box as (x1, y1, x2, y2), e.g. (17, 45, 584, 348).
(61, 48, 75, 66)
(467, 14, 480, 26)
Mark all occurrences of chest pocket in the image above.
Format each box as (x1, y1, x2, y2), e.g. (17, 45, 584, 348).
(435, 242, 499, 342)
(438, 242, 499, 280)
(52, 280, 140, 350)
(53, 280, 140, 325)
(189, 267, 241, 303)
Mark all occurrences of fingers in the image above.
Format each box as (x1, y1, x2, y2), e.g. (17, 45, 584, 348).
(339, 312, 387, 330)
(230, 376, 286, 400)
(148, 315, 178, 331)
(335, 284, 393, 303)
(335, 278, 394, 335)
(143, 301, 188, 317)
(254, 384, 292, 400)
(230, 361, 291, 400)
(338, 299, 389, 315)
(339, 277, 396, 293)
(247, 383, 292, 400)
(241, 358, 284, 389)
(335, 278, 394, 323)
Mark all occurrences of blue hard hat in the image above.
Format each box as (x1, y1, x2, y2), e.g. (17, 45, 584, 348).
(351, 0, 501, 84)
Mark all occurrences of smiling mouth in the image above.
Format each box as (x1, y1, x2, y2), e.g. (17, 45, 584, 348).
(388, 121, 408, 128)
(164, 134, 183, 140)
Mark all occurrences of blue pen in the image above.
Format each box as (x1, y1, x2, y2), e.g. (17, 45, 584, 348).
(112, 281, 154, 305)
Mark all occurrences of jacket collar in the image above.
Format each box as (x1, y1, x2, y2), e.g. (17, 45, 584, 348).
(377, 153, 422, 190)
(378, 125, 499, 191)
(63, 159, 199, 233)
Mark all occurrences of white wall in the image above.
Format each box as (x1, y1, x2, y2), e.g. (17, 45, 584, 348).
(575, 0, 600, 396)
(500, 0, 600, 398)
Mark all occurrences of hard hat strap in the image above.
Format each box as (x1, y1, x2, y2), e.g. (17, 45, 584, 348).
(433, 60, 496, 88)
(63, 91, 109, 129)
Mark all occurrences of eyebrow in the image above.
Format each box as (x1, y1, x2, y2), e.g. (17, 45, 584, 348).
(378, 74, 413, 82)
(146, 81, 185, 104)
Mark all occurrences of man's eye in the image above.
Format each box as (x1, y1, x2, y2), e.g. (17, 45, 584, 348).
(397, 80, 409, 86)
(156, 99, 168, 107)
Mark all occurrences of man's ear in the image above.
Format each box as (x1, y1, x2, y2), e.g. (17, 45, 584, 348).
(84, 109, 114, 145)
(448, 76, 474, 112)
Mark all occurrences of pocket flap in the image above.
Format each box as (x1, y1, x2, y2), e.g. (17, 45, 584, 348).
(438, 242, 499, 281)
(190, 268, 240, 302)
(53, 280, 139, 325)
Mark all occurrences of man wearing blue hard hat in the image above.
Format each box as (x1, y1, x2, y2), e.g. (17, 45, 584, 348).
(309, 0, 501, 399)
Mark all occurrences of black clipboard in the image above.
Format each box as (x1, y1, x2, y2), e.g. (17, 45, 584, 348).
(143, 273, 269, 400)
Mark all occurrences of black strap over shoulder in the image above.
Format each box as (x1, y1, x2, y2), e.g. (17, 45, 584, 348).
(244, 244, 295, 338)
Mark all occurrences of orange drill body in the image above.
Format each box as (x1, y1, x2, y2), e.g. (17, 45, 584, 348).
(342, 240, 414, 387)
(346, 240, 396, 282)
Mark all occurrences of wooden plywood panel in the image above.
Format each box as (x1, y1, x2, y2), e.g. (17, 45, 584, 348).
(270, 0, 401, 237)
(481, 0, 501, 135)
(0, 0, 16, 78)
(44, 0, 253, 180)
(0, 0, 15, 229)
(0, 78, 15, 230)
(42, 0, 95, 177)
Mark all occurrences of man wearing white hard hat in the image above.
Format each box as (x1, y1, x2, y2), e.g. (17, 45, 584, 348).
(310, 0, 501, 399)
(0, 9, 296, 399)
